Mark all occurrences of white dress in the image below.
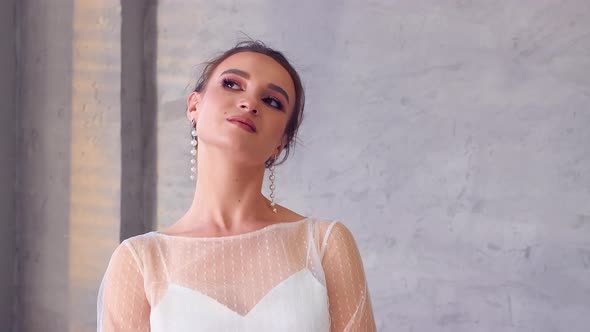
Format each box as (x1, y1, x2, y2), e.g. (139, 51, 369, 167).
(97, 217, 376, 331)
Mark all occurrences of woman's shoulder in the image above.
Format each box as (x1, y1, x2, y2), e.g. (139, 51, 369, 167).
(112, 231, 161, 260)
(121, 231, 157, 245)
(309, 216, 345, 231)
(306, 217, 358, 247)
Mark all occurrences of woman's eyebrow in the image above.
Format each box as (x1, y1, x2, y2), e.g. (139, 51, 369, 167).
(267, 83, 290, 104)
(219, 68, 290, 104)
(220, 68, 250, 79)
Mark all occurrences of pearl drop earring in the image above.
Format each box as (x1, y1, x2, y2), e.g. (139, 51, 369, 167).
(190, 120, 197, 181)
(268, 157, 277, 213)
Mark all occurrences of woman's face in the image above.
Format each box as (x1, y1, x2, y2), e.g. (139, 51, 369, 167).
(187, 51, 296, 167)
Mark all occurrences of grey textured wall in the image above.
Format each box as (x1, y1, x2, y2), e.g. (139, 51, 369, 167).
(154, 1, 590, 331)
(5, 0, 590, 331)
(17, 1, 75, 331)
(0, 0, 17, 329)
(15, 1, 122, 331)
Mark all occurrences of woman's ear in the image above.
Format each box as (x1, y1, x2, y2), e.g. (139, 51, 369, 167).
(186, 91, 200, 123)
(274, 136, 289, 157)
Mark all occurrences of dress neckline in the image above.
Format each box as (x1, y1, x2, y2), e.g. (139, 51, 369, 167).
(152, 217, 311, 241)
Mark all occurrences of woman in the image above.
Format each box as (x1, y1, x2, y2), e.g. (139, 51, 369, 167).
(97, 40, 377, 331)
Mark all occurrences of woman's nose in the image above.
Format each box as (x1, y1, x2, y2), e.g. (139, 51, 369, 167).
(239, 100, 258, 115)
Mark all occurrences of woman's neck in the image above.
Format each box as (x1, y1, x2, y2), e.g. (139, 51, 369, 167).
(185, 144, 272, 232)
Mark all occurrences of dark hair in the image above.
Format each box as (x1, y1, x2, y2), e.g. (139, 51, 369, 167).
(192, 40, 305, 167)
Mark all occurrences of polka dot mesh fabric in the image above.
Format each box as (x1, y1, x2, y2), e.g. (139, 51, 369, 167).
(97, 217, 376, 331)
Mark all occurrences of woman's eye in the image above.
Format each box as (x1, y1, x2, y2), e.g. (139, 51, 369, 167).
(222, 79, 241, 90)
(264, 97, 283, 110)
(221, 78, 283, 110)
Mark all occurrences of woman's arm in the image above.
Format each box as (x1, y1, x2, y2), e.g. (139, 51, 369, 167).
(97, 241, 150, 332)
(322, 222, 377, 332)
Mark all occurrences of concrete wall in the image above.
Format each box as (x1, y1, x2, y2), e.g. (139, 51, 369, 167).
(4, 0, 590, 331)
(0, 0, 17, 330)
(68, 2, 122, 331)
(17, 1, 74, 330)
(15, 1, 122, 331)
(154, 1, 590, 331)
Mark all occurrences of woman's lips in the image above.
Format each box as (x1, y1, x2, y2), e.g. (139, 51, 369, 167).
(226, 115, 257, 132)
(228, 119, 256, 133)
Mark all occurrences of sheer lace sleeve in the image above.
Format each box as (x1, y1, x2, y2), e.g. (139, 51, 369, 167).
(321, 221, 377, 332)
(97, 240, 150, 332)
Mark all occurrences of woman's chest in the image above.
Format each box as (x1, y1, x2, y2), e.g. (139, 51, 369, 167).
(149, 267, 330, 332)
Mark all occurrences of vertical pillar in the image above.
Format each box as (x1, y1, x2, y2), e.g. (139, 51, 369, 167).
(17, 1, 74, 331)
(69, 1, 122, 330)
(120, 0, 158, 241)
(0, 0, 17, 330)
